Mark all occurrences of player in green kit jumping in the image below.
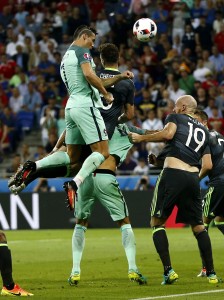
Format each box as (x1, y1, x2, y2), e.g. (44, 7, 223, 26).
(60, 26, 134, 209)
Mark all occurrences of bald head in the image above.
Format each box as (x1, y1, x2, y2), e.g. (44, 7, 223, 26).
(174, 95, 197, 114)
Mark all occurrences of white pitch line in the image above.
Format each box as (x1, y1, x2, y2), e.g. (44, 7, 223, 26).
(130, 289, 224, 300)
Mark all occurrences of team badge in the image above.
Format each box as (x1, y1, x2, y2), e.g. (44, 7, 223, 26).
(83, 53, 92, 61)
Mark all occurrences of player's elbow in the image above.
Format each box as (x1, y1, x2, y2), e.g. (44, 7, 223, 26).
(163, 130, 174, 141)
(202, 154, 213, 171)
(84, 72, 93, 82)
(204, 161, 213, 171)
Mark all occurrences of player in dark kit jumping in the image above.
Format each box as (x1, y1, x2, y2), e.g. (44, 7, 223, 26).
(193, 110, 224, 277)
(129, 95, 220, 285)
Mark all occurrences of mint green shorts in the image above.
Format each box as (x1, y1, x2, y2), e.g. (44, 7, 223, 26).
(65, 107, 108, 145)
(75, 171, 129, 221)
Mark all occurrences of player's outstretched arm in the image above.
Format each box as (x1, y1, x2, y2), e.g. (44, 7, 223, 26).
(101, 70, 134, 88)
(128, 122, 176, 143)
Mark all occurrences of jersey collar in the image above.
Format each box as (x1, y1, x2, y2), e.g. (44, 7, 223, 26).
(104, 67, 119, 71)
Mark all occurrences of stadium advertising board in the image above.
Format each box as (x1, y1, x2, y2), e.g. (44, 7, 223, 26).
(0, 192, 185, 229)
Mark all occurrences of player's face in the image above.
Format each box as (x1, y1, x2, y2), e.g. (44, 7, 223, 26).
(100, 54, 104, 67)
(194, 115, 208, 127)
(173, 101, 183, 114)
(84, 33, 96, 49)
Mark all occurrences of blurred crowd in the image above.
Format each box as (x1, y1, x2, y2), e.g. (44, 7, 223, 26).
(1, 0, 224, 179)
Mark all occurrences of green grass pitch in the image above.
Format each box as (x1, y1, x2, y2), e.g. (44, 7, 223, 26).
(4, 228, 224, 300)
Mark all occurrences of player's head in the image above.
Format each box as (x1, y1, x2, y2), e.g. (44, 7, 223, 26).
(73, 25, 97, 39)
(194, 109, 208, 127)
(73, 25, 97, 48)
(98, 43, 119, 67)
(173, 95, 197, 114)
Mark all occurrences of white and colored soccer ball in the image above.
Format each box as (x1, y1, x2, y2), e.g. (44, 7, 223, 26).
(133, 18, 157, 42)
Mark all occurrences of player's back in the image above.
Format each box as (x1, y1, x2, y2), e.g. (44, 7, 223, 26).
(60, 45, 101, 108)
(208, 131, 224, 184)
(98, 69, 134, 139)
(165, 113, 210, 168)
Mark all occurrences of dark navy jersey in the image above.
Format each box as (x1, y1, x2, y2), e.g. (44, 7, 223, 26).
(165, 114, 210, 168)
(208, 130, 224, 185)
(157, 144, 170, 162)
(97, 68, 135, 139)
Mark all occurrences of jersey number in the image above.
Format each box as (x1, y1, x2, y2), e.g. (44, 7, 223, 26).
(185, 122, 206, 152)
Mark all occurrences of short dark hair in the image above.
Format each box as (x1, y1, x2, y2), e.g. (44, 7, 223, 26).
(98, 43, 119, 64)
(73, 25, 97, 39)
(194, 109, 208, 121)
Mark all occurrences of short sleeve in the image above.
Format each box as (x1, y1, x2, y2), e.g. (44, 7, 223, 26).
(76, 47, 92, 65)
(164, 113, 178, 126)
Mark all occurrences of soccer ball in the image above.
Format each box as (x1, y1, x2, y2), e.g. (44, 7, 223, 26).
(133, 18, 157, 42)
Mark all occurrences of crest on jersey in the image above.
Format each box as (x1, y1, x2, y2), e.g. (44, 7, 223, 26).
(83, 53, 92, 61)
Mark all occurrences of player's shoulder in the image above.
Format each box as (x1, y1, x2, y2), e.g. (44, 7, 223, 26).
(209, 130, 224, 144)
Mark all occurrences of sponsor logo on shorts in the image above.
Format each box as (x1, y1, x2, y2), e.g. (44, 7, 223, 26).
(104, 129, 108, 136)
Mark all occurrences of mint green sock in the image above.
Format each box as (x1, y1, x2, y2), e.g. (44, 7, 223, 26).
(71, 224, 87, 275)
(75, 152, 105, 183)
(121, 224, 137, 272)
(36, 151, 70, 169)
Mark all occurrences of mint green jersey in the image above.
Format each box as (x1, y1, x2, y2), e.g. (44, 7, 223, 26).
(60, 45, 103, 108)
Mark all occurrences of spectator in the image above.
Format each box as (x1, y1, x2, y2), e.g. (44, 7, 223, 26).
(168, 79, 186, 103)
(38, 31, 58, 54)
(117, 151, 137, 175)
(6, 34, 24, 58)
(181, 24, 196, 54)
(215, 83, 224, 115)
(33, 178, 56, 192)
(20, 143, 32, 163)
(204, 98, 223, 119)
(9, 87, 24, 115)
(40, 107, 57, 147)
(214, 23, 224, 54)
(14, 4, 28, 28)
(57, 107, 65, 138)
(201, 71, 218, 91)
(40, 94, 60, 120)
(95, 11, 111, 47)
(44, 132, 58, 153)
(133, 157, 149, 175)
(208, 107, 224, 135)
(193, 58, 211, 83)
(171, 2, 186, 42)
(17, 72, 29, 97)
(209, 45, 224, 83)
(178, 62, 195, 94)
(142, 109, 163, 131)
(0, 116, 10, 154)
(5, 153, 21, 178)
(33, 145, 46, 161)
(195, 16, 213, 51)
(196, 87, 208, 110)
(151, 1, 169, 34)
(0, 106, 20, 152)
(23, 82, 42, 128)
(139, 89, 155, 113)
(201, 49, 215, 74)
(37, 52, 53, 78)
(11, 44, 29, 73)
(134, 175, 154, 191)
(213, 10, 224, 34)
(0, 5, 13, 28)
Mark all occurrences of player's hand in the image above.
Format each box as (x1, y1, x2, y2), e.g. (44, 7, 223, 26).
(104, 92, 114, 104)
(148, 153, 157, 166)
(121, 70, 134, 79)
(128, 132, 142, 143)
